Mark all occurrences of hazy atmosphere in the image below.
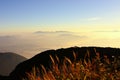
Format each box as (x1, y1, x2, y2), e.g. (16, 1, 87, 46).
(0, 0, 120, 58)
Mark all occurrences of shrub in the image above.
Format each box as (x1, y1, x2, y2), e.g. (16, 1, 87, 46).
(23, 50, 120, 80)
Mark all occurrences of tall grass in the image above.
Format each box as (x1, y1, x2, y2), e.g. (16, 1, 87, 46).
(23, 50, 120, 80)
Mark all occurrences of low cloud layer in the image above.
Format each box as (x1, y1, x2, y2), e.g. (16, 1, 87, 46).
(0, 31, 87, 58)
(34, 31, 72, 34)
(0, 36, 15, 42)
(34, 30, 85, 38)
(94, 30, 120, 33)
(0, 30, 119, 58)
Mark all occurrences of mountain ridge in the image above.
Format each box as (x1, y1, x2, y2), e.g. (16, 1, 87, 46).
(9, 46, 120, 80)
(0, 52, 27, 76)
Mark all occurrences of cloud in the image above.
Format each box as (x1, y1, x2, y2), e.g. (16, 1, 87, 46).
(0, 35, 15, 39)
(82, 17, 101, 21)
(0, 35, 44, 58)
(87, 17, 101, 21)
(33, 31, 88, 50)
(0, 32, 87, 58)
(34, 30, 86, 39)
(94, 30, 120, 33)
(0, 35, 16, 43)
(34, 31, 72, 34)
(59, 33, 86, 38)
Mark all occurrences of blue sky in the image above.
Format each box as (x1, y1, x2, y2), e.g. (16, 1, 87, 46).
(0, 0, 120, 32)
(0, 0, 120, 58)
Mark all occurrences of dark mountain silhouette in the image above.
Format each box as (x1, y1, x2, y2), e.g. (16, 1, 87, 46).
(8, 46, 120, 80)
(0, 52, 27, 76)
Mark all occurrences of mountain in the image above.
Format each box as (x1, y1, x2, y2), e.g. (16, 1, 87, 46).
(0, 52, 27, 76)
(9, 47, 120, 80)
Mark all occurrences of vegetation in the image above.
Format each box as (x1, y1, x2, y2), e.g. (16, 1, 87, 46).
(23, 50, 120, 80)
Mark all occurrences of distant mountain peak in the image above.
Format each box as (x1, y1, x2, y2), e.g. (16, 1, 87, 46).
(0, 52, 27, 76)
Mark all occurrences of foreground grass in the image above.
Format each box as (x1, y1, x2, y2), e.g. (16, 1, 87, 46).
(23, 50, 120, 80)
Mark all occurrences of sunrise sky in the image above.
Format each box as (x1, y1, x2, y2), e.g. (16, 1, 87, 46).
(0, 0, 120, 58)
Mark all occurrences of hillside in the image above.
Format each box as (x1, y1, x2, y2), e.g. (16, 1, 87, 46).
(0, 52, 27, 76)
(9, 47, 120, 80)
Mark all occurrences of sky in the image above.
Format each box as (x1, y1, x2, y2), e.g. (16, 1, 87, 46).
(0, 0, 120, 58)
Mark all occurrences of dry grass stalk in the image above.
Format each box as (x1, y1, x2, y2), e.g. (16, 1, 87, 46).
(23, 51, 120, 80)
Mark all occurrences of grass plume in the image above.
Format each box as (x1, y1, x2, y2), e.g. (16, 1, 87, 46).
(23, 49, 120, 80)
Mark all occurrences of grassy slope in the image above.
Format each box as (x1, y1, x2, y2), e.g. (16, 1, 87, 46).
(23, 47, 120, 80)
